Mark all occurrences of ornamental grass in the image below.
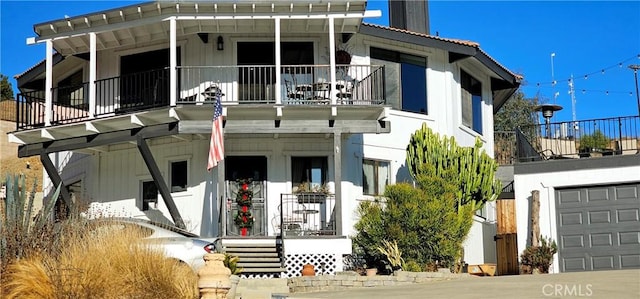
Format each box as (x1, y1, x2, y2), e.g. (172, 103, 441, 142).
(2, 220, 198, 299)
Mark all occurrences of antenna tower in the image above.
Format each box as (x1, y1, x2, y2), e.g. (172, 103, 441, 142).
(569, 74, 578, 132)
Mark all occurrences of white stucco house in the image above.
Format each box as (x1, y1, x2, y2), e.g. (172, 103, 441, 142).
(9, 0, 520, 277)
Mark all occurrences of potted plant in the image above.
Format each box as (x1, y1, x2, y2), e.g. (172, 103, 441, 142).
(520, 236, 558, 274)
(578, 130, 610, 157)
(224, 253, 242, 299)
(294, 181, 330, 204)
(336, 49, 352, 65)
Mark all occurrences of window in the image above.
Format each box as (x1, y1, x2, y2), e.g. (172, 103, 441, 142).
(225, 156, 268, 181)
(57, 69, 85, 107)
(362, 159, 390, 196)
(170, 160, 188, 192)
(475, 203, 486, 218)
(460, 70, 483, 134)
(371, 47, 427, 114)
(291, 157, 327, 191)
(140, 180, 158, 211)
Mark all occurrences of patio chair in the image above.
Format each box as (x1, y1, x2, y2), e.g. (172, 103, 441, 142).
(284, 80, 305, 104)
(273, 197, 307, 235)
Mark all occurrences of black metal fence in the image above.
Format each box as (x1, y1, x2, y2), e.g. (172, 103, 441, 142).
(516, 115, 639, 162)
(176, 64, 385, 105)
(278, 193, 336, 237)
(16, 65, 385, 130)
(494, 131, 516, 165)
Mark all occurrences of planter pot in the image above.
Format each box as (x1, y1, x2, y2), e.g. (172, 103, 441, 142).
(336, 50, 351, 64)
(228, 274, 240, 299)
(296, 193, 327, 204)
(302, 264, 316, 276)
(365, 268, 377, 276)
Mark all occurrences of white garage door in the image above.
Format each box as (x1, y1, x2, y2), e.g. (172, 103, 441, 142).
(556, 183, 640, 272)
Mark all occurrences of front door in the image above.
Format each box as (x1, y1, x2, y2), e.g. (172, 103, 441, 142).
(225, 156, 267, 236)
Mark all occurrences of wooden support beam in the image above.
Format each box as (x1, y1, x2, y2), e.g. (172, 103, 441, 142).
(136, 135, 186, 229)
(40, 152, 74, 211)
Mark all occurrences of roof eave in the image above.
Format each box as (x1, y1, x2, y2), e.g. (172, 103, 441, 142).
(359, 23, 521, 114)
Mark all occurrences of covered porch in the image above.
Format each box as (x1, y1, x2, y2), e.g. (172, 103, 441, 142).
(16, 0, 382, 131)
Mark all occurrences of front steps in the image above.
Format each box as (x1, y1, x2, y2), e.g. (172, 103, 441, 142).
(220, 238, 286, 277)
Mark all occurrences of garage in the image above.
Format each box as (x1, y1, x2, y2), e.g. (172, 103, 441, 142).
(556, 183, 640, 272)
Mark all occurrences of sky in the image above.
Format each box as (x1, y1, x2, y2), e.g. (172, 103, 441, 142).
(1, 0, 639, 122)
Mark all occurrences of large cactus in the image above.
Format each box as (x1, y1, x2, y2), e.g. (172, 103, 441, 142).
(406, 123, 501, 211)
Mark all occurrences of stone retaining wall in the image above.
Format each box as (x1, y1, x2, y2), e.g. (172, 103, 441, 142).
(288, 271, 472, 293)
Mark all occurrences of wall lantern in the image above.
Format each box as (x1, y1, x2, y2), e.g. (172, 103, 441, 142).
(217, 36, 224, 51)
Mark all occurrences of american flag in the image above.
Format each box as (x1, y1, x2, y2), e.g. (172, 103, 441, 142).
(207, 92, 224, 171)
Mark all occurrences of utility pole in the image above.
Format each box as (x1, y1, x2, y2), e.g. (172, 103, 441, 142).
(629, 64, 640, 116)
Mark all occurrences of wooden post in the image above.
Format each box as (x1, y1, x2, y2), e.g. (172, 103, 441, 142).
(530, 190, 540, 247)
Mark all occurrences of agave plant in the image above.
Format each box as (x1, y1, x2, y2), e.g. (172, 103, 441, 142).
(1, 173, 61, 272)
(376, 239, 404, 271)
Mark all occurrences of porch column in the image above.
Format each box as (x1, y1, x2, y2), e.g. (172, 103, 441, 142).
(44, 39, 53, 126)
(328, 17, 337, 105)
(169, 17, 177, 106)
(333, 130, 343, 235)
(274, 17, 282, 105)
(217, 160, 226, 237)
(89, 32, 97, 118)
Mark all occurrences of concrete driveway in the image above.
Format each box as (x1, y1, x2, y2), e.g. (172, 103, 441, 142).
(288, 270, 640, 299)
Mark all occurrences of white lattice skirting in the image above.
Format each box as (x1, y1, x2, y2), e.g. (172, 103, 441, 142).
(285, 253, 339, 278)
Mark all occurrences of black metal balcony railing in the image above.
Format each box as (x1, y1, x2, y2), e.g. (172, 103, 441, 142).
(278, 193, 336, 237)
(176, 64, 385, 105)
(494, 131, 517, 165)
(513, 115, 640, 163)
(16, 65, 384, 130)
(96, 68, 170, 116)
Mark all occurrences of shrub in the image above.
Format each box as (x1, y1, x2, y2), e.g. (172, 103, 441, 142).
(224, 253, 243, 275)
(353, 166, 474, 272)
(579, 130, 610, 151)
(520, 236, 558, 274)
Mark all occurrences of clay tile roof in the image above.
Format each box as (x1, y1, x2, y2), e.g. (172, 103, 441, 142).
(362, 23, 480, 48)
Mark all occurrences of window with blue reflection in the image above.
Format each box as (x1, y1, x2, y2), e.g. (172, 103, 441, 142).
(371, 47, 427, 114)
(461, 70, 483, 134)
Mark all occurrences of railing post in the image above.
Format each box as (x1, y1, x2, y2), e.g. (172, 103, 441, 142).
(89, 32, 97, 118)
(275, 18, 282, 105)
(328, 17, 337, 105)
(618, 117, 623, 154)
(169, 17, 177, 107)
(279, 194, 284, 238)
(44, 40, 53, 126)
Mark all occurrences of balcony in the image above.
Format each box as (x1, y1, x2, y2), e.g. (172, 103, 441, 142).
(495, 115, 640, 164)
(15, 65, 385, 131)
